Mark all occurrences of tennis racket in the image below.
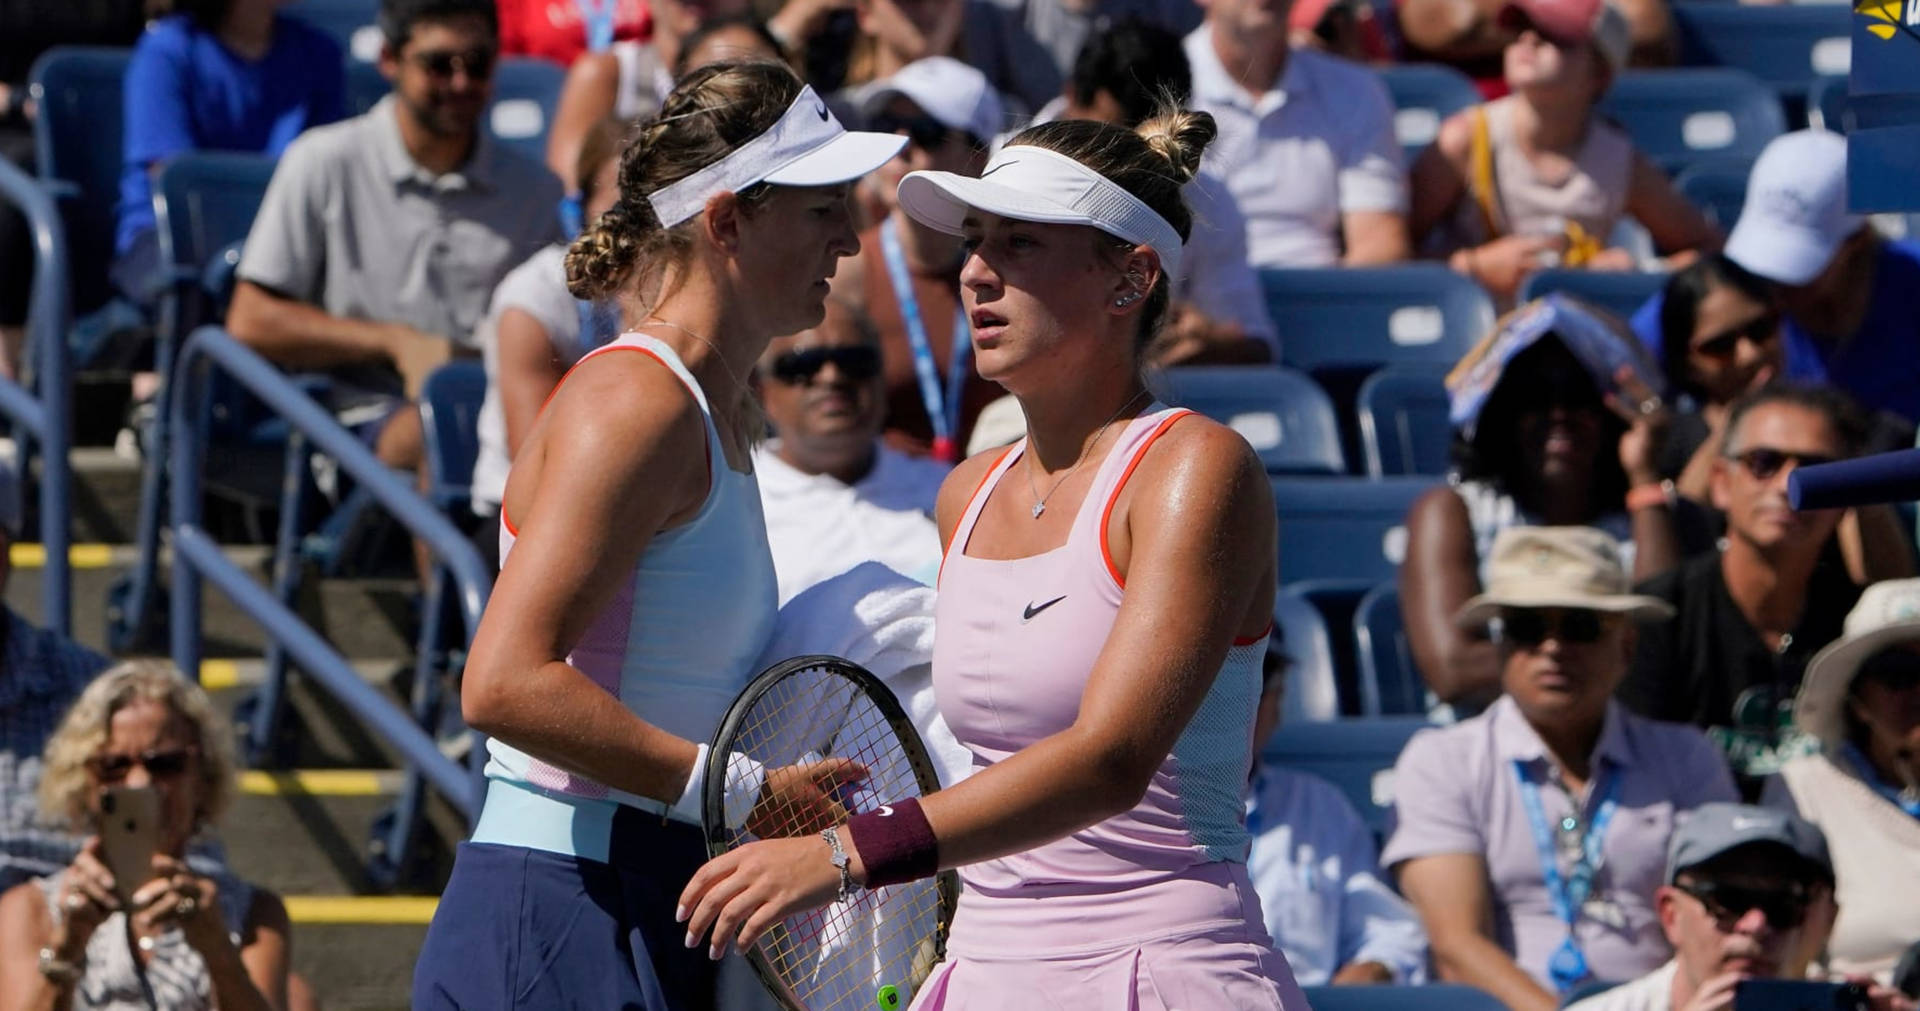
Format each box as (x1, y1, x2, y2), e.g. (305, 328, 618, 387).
(704, 654, 958, 1011)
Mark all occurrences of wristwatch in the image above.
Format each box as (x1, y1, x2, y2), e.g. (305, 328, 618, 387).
(820, 828, 857, 903)
(37, 946, 81, 985)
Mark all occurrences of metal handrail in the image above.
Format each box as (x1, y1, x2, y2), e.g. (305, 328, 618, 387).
(170, 325, 488, 820)
(0, 159, 75, 636)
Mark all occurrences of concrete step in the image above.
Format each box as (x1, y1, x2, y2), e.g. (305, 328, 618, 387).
(290, 923, 429, 1011)
(3, 543, 419, 660)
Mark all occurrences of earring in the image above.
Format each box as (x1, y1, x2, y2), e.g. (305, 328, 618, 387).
(1115, 292, 1141, 307)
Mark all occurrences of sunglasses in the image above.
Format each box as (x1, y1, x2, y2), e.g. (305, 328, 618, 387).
(871, 113, 971, 153)
(1855, 650, 1920, 693)
(408, 47, 497, 81)
(1499, 608, 1608, 646)
(87, 747, 197, 784)
(768, 345, 882, 385)
(1690, 315, 1781, 362)
(1676, 879, 1812, 931)
(1727, 447, 1836, 482)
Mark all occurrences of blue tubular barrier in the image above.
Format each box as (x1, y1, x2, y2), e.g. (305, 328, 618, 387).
(0, 159, 75, 637)
(169, 326, 487, 835)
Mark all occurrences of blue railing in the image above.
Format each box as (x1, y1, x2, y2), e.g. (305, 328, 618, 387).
(169, 326, 489, 850)
(0, 159, 75, 636)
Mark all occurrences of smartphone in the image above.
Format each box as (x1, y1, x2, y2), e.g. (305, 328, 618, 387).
(1734, 980, 1871, 1011)
(97, 784, 161, 906)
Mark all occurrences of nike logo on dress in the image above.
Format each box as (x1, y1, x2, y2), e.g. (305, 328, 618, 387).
(1022, 596, 1067, 622)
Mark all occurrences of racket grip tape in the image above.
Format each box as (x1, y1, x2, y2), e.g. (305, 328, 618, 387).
(844, 796, 939, 888)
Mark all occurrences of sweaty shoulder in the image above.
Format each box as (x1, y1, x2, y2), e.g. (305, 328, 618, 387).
(544, 345, 707, 455)
(936, 444, 1013, 547)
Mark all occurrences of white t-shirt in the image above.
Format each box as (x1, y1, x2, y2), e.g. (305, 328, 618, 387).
(753, 444, 949, 604)
(1564, 958, 1679, 1011)
(471, 245, 593, 513)
(1183, 29, 1407, 268)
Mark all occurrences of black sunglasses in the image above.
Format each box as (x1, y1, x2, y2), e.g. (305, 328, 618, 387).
(871, 112, 972, 153)
(769, 346, 882, 385)
(1676, 879, 1812, 931)
(1727, 447, 1836, 482)
(1691, 314, 1780, 362)
(1500, 608, 1608, 646)
(88, 747, 197, 783)
(408, 47, 497, 81)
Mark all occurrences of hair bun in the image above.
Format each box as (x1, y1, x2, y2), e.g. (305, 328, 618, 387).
(1135, 107, 1216, 186)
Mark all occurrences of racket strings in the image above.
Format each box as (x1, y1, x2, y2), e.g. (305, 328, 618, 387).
(721, 664, 949, 1009)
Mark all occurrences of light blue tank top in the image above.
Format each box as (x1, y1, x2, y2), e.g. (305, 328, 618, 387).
(473, 332, 778, 860)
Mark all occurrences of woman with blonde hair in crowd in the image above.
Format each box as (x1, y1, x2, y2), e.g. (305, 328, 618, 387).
(679, 103, 1308, 1006)
(413, 59, 905, 1008)
(0, 661, 292, 1011)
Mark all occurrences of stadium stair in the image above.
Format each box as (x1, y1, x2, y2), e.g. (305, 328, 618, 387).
(11, 446, 457, 1008)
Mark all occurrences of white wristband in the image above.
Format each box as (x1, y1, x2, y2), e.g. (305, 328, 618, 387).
(670, 743, 767, 830)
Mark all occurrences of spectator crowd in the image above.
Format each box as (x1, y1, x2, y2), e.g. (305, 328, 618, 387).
(2, 0, 1919, 1004)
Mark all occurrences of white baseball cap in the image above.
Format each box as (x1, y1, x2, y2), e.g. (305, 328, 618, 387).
(862, 56, 1004, 144)
(647, 85, 906, 228)
(1724, 130, 1864, 287)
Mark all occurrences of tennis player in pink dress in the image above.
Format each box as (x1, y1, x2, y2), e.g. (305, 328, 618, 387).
(680, 106, 1308, 1009)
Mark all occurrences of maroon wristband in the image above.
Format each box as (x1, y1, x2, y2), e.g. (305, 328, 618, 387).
(843, 796, 939, 888)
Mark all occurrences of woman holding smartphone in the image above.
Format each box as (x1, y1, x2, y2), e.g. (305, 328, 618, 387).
(0, 661, 290, 1011)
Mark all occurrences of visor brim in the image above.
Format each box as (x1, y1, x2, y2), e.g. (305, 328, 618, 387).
(765, 131, 908, 189)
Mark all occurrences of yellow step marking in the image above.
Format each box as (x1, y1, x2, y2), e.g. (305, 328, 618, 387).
(9, 543, 116, 568)
(284, 896, 438, 925)
(200, 659, 240, 690)
(239, 770, 396, 796)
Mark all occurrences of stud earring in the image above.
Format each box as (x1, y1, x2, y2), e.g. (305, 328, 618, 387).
(1115, 292, 1142, 307)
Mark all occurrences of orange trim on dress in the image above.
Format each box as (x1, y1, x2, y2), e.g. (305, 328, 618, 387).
(1233, 623, 1275, 647)
(497, 344, 710, 538)
(936, 445, 1017, 588)
(1098, 410, 1196, 589)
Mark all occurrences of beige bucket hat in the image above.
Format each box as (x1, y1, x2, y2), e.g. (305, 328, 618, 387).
(1455, 526, 1676, 629)
(1795, 578, 1920, 747)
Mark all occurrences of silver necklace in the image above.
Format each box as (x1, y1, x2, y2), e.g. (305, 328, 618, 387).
(640, 317, 752, 396)
(1025, 390, 1149, 519)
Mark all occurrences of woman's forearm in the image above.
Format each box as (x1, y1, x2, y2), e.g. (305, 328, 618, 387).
(464, 659, 699, 803)
(918, 727, 1147, 870)
(197, 941, 273, 1011)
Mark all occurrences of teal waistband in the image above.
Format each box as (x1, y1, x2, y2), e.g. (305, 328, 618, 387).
(469, 778, 689, 862)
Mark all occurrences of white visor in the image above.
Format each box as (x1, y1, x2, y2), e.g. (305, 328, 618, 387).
(647, 86, 906, 228)
(895, 144, 1185, 284)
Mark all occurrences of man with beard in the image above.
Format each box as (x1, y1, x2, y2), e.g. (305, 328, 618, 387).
(1565, 803, 1914, 1011)
(752, 299, 949, 602)
(227, 0, 562, 474)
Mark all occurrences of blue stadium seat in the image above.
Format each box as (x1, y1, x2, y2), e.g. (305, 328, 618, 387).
(1261, 716, 1430, 838)
(489, 58, 566, 161)
(1354, 583, 1431, 717)
(1273, 587, 1341, 723)
(1157, 366, 1347, 474)
(1673, 157, 1755, 232)
(1300, 984, 1508, 1010)
(1264, 266, 1495, 381)
(1673, 6, 1853, 104)
(345, 61, 388, 116)
(1377, 63, 1483, 161)
(29, 46, 130, 317)
(419, 360, 488, 515)
(285, 0, 383, 62)
(1598, 68, 1785, 175)
(1518, 269, 1669, 325)
(1355, 365, 1452, 478)
(1271, 476, 1436, 585)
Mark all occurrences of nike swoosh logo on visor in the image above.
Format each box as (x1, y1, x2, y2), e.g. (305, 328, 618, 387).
(816, 102, 830, 121)
(1022, 596, 1067, 622)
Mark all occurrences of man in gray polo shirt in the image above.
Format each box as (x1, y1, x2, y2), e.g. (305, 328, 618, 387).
(227, 0, 563, 471)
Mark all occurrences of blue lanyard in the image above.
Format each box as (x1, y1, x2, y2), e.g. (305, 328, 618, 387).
(1513, 759, 1619, 994)
(575, 0, 618, 52)
(880, 216, 971, 462)
(1843, 743, 1920, 819)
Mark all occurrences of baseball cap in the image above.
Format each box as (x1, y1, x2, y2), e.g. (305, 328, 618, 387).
(1666, 802, 1832, 884)
(647, 85, 906, 228)
(1724, 130, 1864, 287)
(1499, 0, 1632, 71)
(863, 57, 1004, 145)
(1795, 578, 1920, 748)
(1455, 526, 1675, 629)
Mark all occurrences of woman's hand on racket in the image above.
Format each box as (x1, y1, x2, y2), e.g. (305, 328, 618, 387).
(677, 830, 862, 959)
(745, 757, 868, 838)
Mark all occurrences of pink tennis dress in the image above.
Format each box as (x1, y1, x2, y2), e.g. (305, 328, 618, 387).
(918, 406, 1307, 1010)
